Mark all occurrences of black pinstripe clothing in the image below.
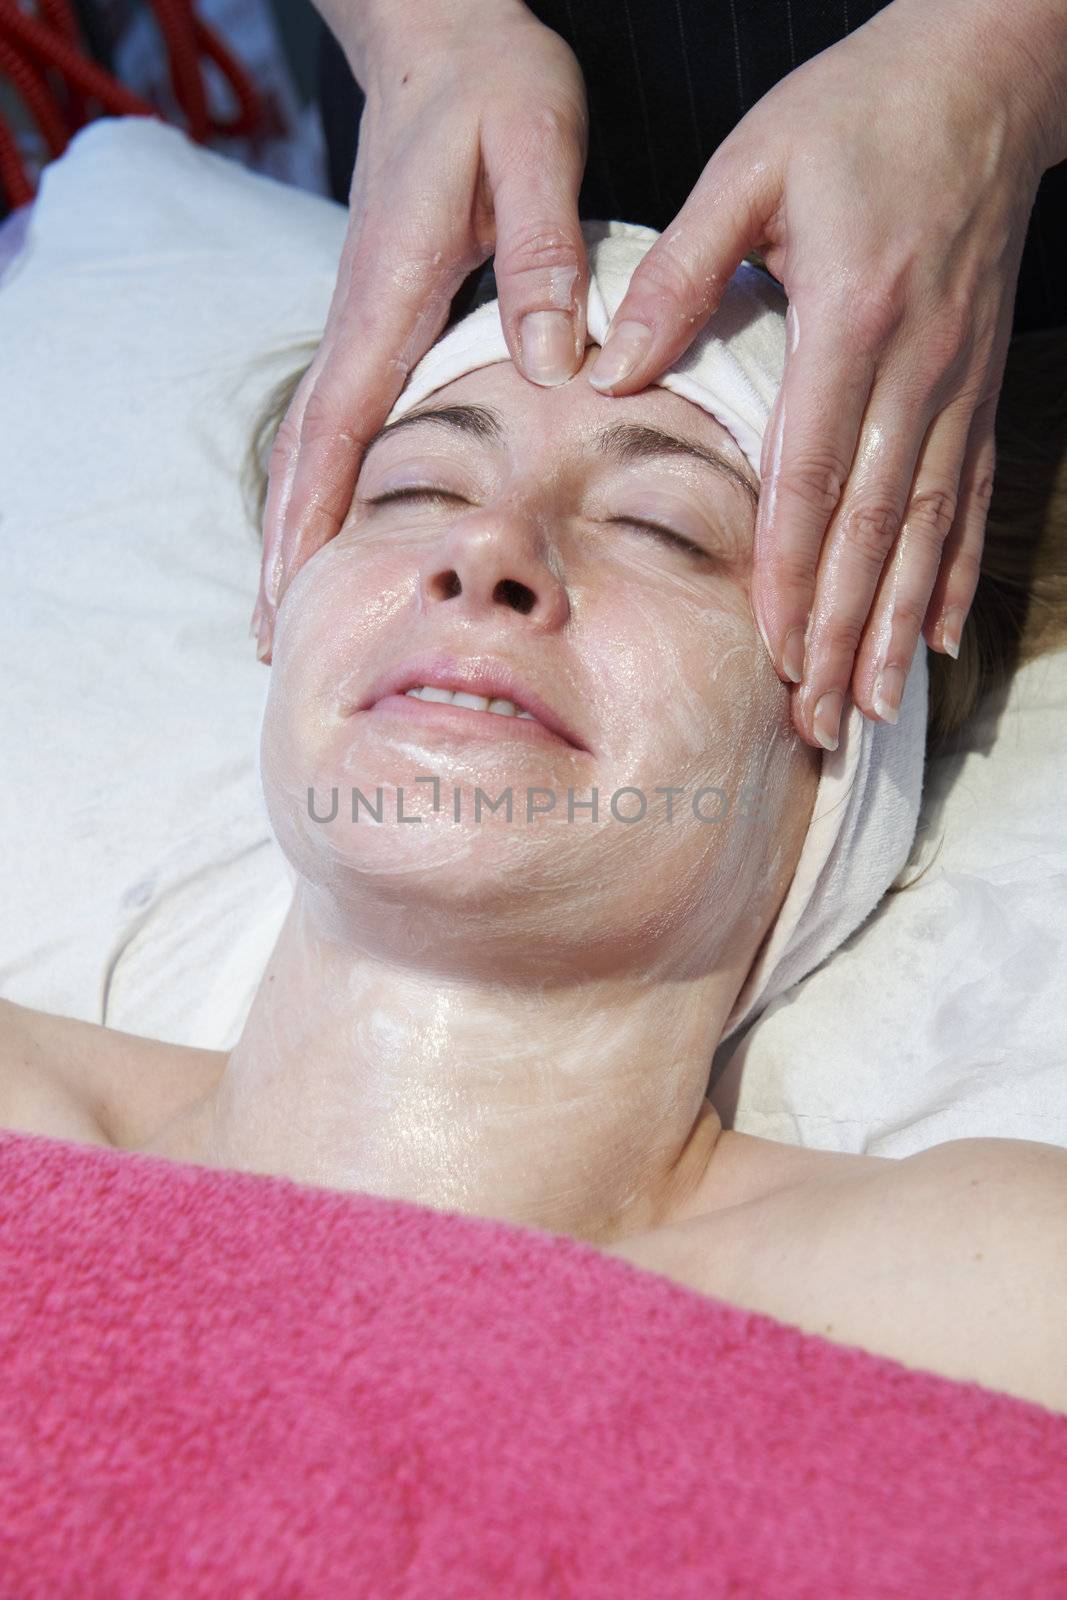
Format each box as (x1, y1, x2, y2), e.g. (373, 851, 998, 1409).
(316, 0, 1065, 335)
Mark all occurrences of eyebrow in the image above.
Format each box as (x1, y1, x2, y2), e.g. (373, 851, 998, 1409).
(360, 402, 760, 511)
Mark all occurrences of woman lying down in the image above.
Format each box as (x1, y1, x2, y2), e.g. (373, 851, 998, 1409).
(2, 226, 1066, 1415)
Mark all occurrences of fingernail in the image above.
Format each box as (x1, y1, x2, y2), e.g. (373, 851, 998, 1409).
(265, 543, 286, 611)
(520, 311, 577, 386)
(266, 452, 299, 605)
(941, 606, 965, 660)
(813, 689, 843, 752)
(755, 609, 774, 666)
(782, 625, 807, 685)
(873, 664, 905, 723)
(587, 320, 652, 391)
(249, 598, 262, 641)
(256, 617, 272, 663)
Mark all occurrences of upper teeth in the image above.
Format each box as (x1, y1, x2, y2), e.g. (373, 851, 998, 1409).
(404, 685, 537, 720)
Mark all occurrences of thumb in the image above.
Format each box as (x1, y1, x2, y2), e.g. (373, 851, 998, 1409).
(487, 112, 591, 387)
(586, 146, 772, 395)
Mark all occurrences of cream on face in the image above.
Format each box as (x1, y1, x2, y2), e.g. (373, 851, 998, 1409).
(260, 348, 819, 987)
(201, 347, 823, 1243)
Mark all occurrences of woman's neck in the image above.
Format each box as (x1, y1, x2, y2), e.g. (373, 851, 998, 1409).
(180, 886, 744, 1244)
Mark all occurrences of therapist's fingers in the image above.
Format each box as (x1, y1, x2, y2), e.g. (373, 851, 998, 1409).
(832, 397, 996, 738)
(916, 321, 1010, 660)
(796, 377, 982, 747)
(254, 11, 593, 664)
(918, 395, 998, 658)
(256, 353, 324, 650)
(779, 287, 1010, 748)
(264, 213, 480, 632)
(749, 295, 881, 703)
(487, 103, 590, 387)
(584, 137, 771, 394)
(256, 97, 482, 657)
(252, 118, 484, 669)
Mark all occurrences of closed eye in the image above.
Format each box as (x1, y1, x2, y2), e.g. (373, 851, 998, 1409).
(358, 486, 715, 560)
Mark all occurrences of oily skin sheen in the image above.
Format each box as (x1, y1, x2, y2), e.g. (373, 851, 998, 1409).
(145, 347, 820, 1246)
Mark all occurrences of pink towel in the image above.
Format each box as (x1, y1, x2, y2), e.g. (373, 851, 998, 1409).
(0, 1127, 1064, 1598)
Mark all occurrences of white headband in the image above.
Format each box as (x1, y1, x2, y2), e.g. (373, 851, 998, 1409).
(386, 220, 928, 1046)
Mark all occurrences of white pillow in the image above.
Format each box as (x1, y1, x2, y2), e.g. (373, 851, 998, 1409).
(1, 117, 1064, 1154)
(0, 118, 343, 1050)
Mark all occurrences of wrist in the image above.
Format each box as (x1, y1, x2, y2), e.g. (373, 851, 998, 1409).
(316, 0, 531, 89)
(906, 0, 1067, 169)
(997, 0, 1067, 167)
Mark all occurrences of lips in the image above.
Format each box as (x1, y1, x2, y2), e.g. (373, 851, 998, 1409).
(353, 650, 590, 753)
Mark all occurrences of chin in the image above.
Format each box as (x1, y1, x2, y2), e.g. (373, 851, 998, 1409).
(267, 787, 566, 909)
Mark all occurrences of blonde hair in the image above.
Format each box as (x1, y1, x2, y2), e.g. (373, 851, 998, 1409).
(243, 264, 1067, 773)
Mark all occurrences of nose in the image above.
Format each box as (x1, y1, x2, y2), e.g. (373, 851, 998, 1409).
(418, 510, 571, 630)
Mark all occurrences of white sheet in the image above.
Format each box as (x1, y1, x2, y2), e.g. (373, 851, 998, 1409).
(1, 117, 1064, 1155)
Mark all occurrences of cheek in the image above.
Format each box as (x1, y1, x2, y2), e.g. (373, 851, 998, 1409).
(261, 544, 411, 811)
(579, 563, 806, 910)
(272, 543, 411, 712)
(581, 557, 779, 781)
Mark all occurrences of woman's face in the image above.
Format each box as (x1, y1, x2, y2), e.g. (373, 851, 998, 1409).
(261, 346, 820, 985)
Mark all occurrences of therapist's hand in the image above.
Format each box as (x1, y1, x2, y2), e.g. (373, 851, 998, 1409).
(253, 0, 591, 663)
(584, 0, 1066, 751)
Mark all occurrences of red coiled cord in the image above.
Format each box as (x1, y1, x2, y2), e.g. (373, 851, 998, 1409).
(0, 0, 265, 211)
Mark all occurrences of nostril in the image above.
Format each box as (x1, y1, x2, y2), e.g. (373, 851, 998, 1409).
(494, 578, 536, 615)
(431, 572, 539, 611)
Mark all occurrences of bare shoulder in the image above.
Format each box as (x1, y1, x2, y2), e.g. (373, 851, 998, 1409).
(606, 1136, 1067, 1415)
(895, 1132, 1067, 1179)
(0, 997, 226, 1151)
(813, 1136, 1067, 1410)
